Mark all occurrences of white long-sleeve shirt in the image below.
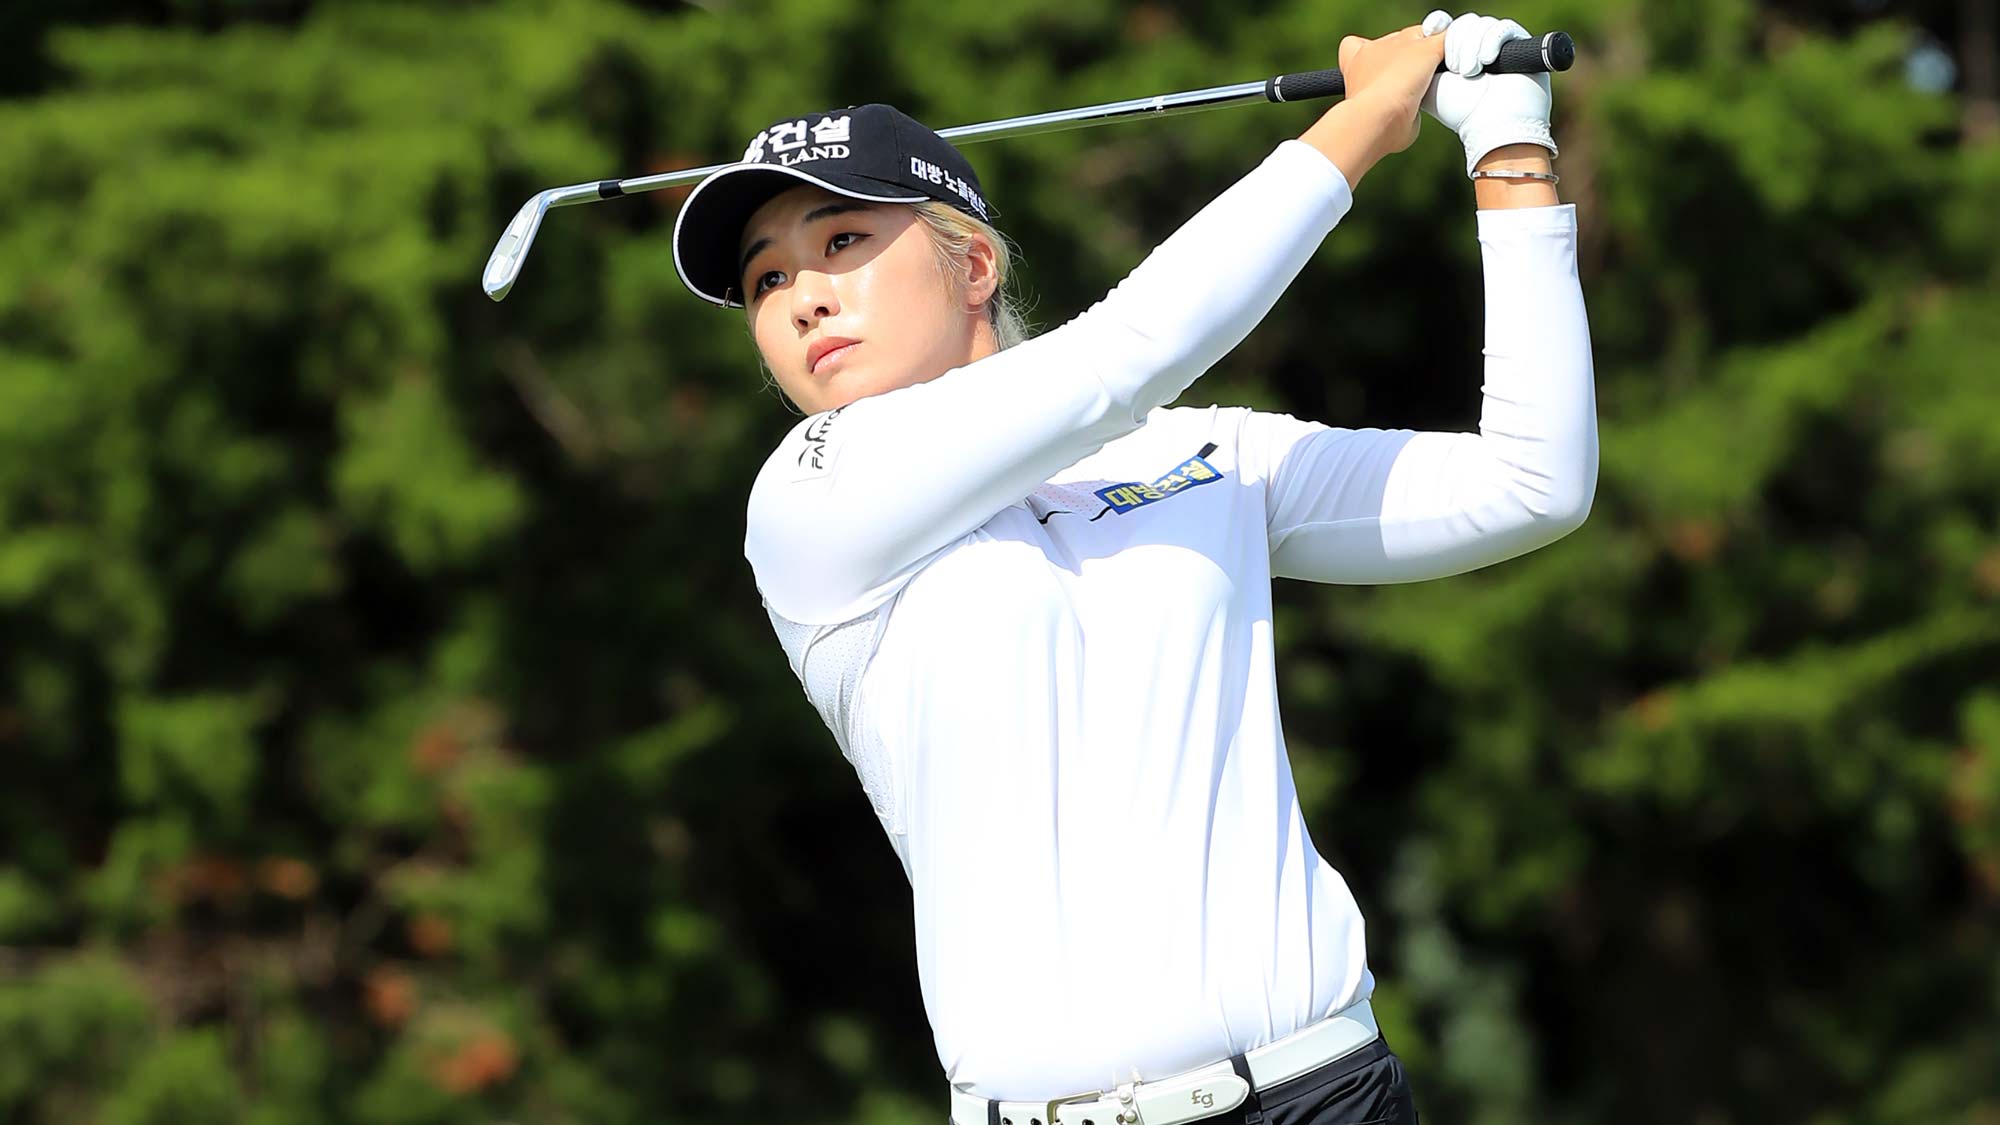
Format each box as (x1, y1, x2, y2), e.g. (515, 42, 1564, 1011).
(745, 139, 1596, 1100)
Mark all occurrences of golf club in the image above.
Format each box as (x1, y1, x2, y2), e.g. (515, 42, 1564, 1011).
(481, 31, 1575, 301)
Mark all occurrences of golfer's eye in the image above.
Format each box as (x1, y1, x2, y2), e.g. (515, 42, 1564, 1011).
(751, 269, 785, 297)
(827, 231, 864, 255)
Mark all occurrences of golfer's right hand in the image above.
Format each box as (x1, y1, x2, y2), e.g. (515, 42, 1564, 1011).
(1335, 22, 1448, 157)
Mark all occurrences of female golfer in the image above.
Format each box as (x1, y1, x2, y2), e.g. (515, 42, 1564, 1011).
(672, 10, 1592, 1124)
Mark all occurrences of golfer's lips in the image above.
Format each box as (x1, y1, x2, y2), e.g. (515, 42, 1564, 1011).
(807, 336, 859, 375)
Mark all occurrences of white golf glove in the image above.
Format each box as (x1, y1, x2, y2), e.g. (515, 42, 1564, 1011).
(1419, 9, 1557, 177)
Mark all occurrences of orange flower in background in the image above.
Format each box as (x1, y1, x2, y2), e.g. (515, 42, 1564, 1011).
(1664, 518, 1721, 564)
(1630, 690, 1677, 733)
(1974, 546, 2000, 598)
(428, 1031, 520, 1095)
(411, 723, 464, 775)
(165, 856, 248, 906)
(256, 857, 319, 900)
(363, 968, 417, 1028)
(408, 913, 455, 958)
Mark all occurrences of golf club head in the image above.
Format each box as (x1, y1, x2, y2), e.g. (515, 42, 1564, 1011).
(483, 191, 553, 301)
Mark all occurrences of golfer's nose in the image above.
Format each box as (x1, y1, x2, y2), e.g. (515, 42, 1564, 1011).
(791, 270, 838, 329)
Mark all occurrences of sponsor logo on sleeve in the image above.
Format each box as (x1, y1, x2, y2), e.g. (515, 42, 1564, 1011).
(789, 406, 846, 481)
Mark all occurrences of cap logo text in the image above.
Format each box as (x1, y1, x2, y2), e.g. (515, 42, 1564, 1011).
(908, 156, 989, 219)
(779, 144, 849, 166)
(744, 115, 853, 164)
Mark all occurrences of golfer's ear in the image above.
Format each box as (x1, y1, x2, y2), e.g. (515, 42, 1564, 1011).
(962, 233, 1000, 309)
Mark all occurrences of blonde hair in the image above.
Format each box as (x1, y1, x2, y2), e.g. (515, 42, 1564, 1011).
(908, 201, 1033, 350)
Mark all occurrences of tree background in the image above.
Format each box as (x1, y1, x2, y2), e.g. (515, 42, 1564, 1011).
(2, 0, 1996, 1121)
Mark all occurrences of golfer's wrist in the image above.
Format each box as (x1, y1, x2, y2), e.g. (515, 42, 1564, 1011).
(1300, 98, 1403, 190)
(1472, 143, 1560, 209)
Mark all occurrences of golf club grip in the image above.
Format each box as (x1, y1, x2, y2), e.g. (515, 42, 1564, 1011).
(1265, 30, 1574, 102)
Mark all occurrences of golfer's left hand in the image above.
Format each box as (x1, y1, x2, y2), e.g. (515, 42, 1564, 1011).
(1335, 22, 1450, 157)
(1419, 10, 1558, 175)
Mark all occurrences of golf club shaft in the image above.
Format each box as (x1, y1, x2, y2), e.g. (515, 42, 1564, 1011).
(483, 31, 1574, 299)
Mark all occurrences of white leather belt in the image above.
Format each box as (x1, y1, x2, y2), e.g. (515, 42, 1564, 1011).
(948, 997, 1379, 1125)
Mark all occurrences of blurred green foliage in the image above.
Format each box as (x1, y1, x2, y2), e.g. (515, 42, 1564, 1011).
(1, 0, 1996, 1121)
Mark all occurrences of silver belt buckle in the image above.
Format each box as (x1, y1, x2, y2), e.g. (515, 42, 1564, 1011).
(1047, 1089, 1106, 1125)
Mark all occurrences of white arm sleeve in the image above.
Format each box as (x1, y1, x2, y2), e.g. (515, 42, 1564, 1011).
(1247, 203, 1597, 584)
(746, 140, 1355, 624)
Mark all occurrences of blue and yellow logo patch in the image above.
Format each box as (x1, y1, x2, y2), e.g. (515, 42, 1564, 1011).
(1094, 455, 1222, 515)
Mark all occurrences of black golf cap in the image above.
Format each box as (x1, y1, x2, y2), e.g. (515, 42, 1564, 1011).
(672, 103, 996, 308)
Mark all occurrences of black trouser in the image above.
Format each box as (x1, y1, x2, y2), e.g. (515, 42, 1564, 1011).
(956, 1038, 1420, 1125)
(1233, 1038, 1420, 1125)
